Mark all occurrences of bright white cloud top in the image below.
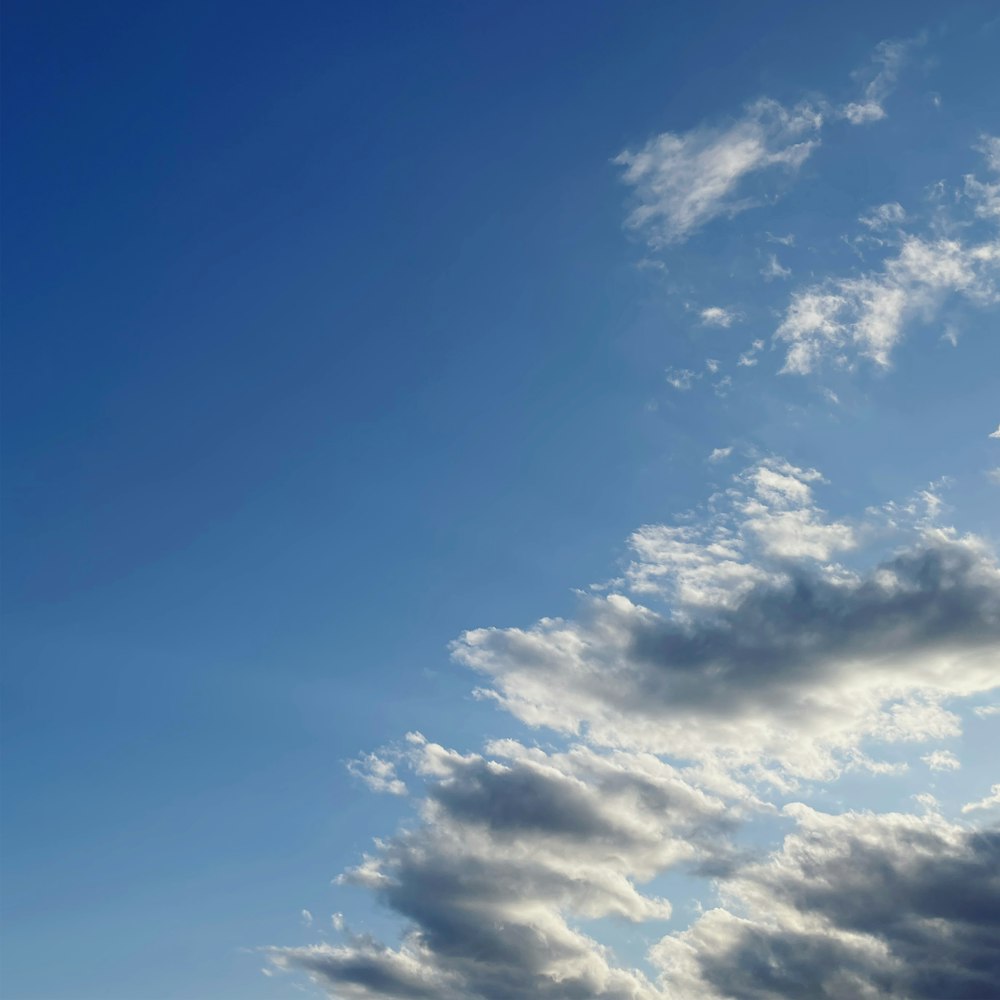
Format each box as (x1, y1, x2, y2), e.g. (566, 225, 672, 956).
(266, 34, 1000, 1000)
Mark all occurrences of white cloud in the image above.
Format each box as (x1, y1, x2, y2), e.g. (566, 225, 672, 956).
(700, 306, 740, 327)
(920, 749, 960, 772)
(761, 253, 791, 281)
(616, 98, 821, 246)
(859, 201, 906, 230)
(300, 909, 313, 927)
(961, 783, 1000, 814)
(989, 424, 1000, 439)
(666, 367, 698, 390)
(840, 38, 912, 125)
(347, 752, 408, 796)
(775, 235, 1000, 373)
(737, 339, 764, 367)
(708, 446, 733, 463)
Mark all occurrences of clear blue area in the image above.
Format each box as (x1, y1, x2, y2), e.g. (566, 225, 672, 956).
(3, 2, 998, 997)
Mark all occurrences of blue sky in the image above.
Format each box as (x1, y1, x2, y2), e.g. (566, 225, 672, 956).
(3, 3, 999, 998)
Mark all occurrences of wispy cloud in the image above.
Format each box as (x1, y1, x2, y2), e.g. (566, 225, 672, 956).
(616, 98, 821, 246)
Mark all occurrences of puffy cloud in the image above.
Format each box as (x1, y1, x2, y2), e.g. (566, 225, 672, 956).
(268, 739, 738, 998)
(347, 752, 408, 795)
(616, 98, 821, 246)
(454, 461, 1000, 781)
(775, 235, 1000, 373)
(921, 749, 960, 772)
(990, 424, 1000, 439)
(700, 306, 740, 327)
(651, 806, 1000, 999)
(707, 446, 733, 463)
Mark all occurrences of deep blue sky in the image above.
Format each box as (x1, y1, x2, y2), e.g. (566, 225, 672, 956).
(3, 3, 999, 998)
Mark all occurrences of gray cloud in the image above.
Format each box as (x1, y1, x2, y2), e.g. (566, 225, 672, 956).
(268, 740, 738, 998)
(653, 807, 1000, 999)
(456, 527, 1000, 778)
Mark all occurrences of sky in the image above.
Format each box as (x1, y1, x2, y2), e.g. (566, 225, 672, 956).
(2, 3, 999, 998)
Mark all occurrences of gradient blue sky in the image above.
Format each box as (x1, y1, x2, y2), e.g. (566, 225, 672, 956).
(3, 3, 999, 998)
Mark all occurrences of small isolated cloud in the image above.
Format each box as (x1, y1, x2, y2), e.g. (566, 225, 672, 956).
(841, 38, 912, 125)
(300, 909, 314, 927)
(708, 446, 733, 463)
(761, 253, 791, 281)
(704, 358, 721, 374)
(737, 339, 765, 367)
(973, 704, 1000, 718)
(666, 367, 698, 390)
(616, 98, 821, 246)
(700, 306, 740, 327)
(766, 232, 795, 246)
(987, 468, 1000, 486)
(331, 913, 345, 932)
(962, 783, 1000, 814)
(347, 752, 408, 796)
(921, 749, 960, 772)
(859, 201, 906, 230)
(989, 424, 1000, 439)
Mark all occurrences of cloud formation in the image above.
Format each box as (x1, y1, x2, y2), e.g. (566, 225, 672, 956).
(455, 461, 1000, 780)
(653, 806, 1000, 999)
(616, 99, 821, 246)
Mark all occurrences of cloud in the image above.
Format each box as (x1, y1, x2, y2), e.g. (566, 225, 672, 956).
(651, 806, 1000, 999)
(962, 784, 1000, 814)
(708, 446, 733, 463)
(775, 235, 1000, 373)
(859, 201, 906, 230)
(268, 739, 738, 998)
(616, 98, 821, 246)
(761, 253, 791, 281)
(840, 38, 912, 125)
(454, 461, 1000, 782)
(700, 306, 740, 327)
(666, 367, 698, 390)
(921, 749, 960, 772)
(990, 424, 1000, 439)
(347, 752, 408, 796)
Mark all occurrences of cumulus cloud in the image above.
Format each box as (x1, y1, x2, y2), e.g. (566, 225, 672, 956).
(990, 424, 1000, 439)
(268, 739, 738, 998)
(708, 446, 733, 463)
(616, 98, 821, 246)
(652, 806, 1000, 999)
(454, 461, 1000, 782)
